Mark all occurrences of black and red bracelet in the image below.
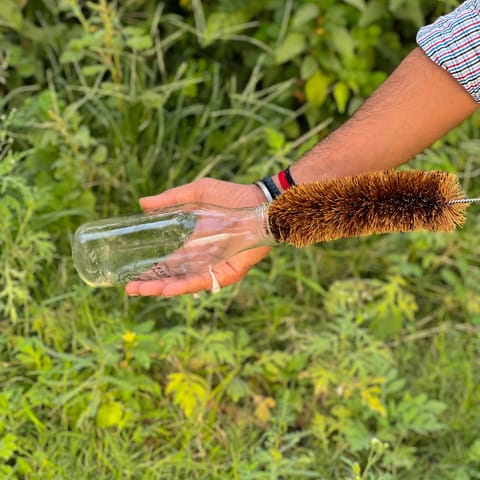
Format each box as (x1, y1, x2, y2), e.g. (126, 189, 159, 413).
(278, 166, 296, 191)
(262, 175, 281, 199)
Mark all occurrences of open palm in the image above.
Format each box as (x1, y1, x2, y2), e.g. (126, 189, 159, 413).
(125, 178, 271, 297)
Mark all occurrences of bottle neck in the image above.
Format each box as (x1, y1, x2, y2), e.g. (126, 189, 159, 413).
(255, 204, 277, 246)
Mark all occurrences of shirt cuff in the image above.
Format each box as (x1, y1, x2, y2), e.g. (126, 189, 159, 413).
(417, 0, 480, 102)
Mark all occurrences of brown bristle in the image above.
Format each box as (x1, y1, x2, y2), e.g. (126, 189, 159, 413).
(267, 170, 467, 247)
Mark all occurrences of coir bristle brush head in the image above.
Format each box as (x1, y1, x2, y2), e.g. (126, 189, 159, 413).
(267, 170, 469, 248)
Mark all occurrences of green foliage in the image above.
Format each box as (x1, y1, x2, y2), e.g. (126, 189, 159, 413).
(1, 0, 480, 478)
(0, 114, 55, 322)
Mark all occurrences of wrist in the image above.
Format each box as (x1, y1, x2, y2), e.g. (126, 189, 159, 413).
(248, 183, 271, 205)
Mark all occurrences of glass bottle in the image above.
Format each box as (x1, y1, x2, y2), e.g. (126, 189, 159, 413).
(72, 203, 275, 287)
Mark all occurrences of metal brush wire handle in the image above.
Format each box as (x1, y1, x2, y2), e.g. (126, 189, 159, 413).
(448, 197, 480, 204)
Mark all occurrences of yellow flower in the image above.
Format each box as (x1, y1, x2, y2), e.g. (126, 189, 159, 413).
(122, 330, 136, 344)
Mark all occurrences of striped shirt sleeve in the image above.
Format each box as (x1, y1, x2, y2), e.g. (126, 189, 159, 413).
(417, 0, 480, 102)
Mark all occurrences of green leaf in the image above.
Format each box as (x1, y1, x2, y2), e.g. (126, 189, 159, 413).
(0, 0, 22, 30)
(60, 49, 85, 64)
(166, 372, 209, 418)
(203, 11, 249, 47)
(91, 145, 107, 165)
(126, 35, 153, 51)
(358, 1, 386, 27)
(300, 56, 318, 81)
(344, 0, 366, 11)
(274, 32, 306, 65)
(342, 420, 371, 452)
(123, 26, 147, 37)
(226, 377, 250, 403)
(134, 349, 151, 370)
(305, 71, 329, 107)
(333, 82, 350, 114)
(72, 125, 94, 149)
(68, 33, 103, 51)
(0, 466, 13, 477)
(0, 433, 17, 461)
(183, 82, 198, 98)
(292, 4, 319, 28)
(467, 439, 480, 464)
(14, 457, 33, 476)
(132, 320, 156, 334)
(389, 0, 404, 10)
(81, 65, 106, 77)
(96, 401, 124, 428)
(394, 0, 425, 28)
(392, 392, 446, 434)
(140, 91, 164, 108)
(265, 127, 285, 151)
(328, 27, 355, 59)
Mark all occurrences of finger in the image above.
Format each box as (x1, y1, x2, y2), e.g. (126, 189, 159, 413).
(131, 272, 212, 297)
(161, 272, 214, 297)
(126, 264, 232, 297)
(160, 263, 248, 297)
(125, 271, 211, 297)
(125, 280, 146, 296)
(140, 182, 200, 211)
(125, 246, 270, 297)
(126, 279, 171, 296)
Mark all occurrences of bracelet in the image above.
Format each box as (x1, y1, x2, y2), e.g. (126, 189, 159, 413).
(278, 166, 296, 190)
(262, 176, 281, 199)
(285, 166, 296, 187)
(255, 180, 274, 203)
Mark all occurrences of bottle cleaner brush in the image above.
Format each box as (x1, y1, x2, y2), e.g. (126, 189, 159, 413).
(267, 169, 479, 247)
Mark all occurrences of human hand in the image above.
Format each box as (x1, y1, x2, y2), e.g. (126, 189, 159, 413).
(125, 178, 271, 297)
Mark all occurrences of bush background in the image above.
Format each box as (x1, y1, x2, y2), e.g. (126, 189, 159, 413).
(1, 0, 480, 478)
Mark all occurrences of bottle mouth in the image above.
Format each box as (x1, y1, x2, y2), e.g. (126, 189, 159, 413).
(255, 204, 278, 246)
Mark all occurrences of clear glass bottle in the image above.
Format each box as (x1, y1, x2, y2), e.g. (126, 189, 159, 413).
(72, 203, 275, 287)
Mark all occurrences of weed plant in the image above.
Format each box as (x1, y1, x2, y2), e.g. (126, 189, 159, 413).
(1, 1, 480, 479)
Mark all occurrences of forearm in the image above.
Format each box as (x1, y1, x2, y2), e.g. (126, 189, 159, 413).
(280, 47, 478, 185)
